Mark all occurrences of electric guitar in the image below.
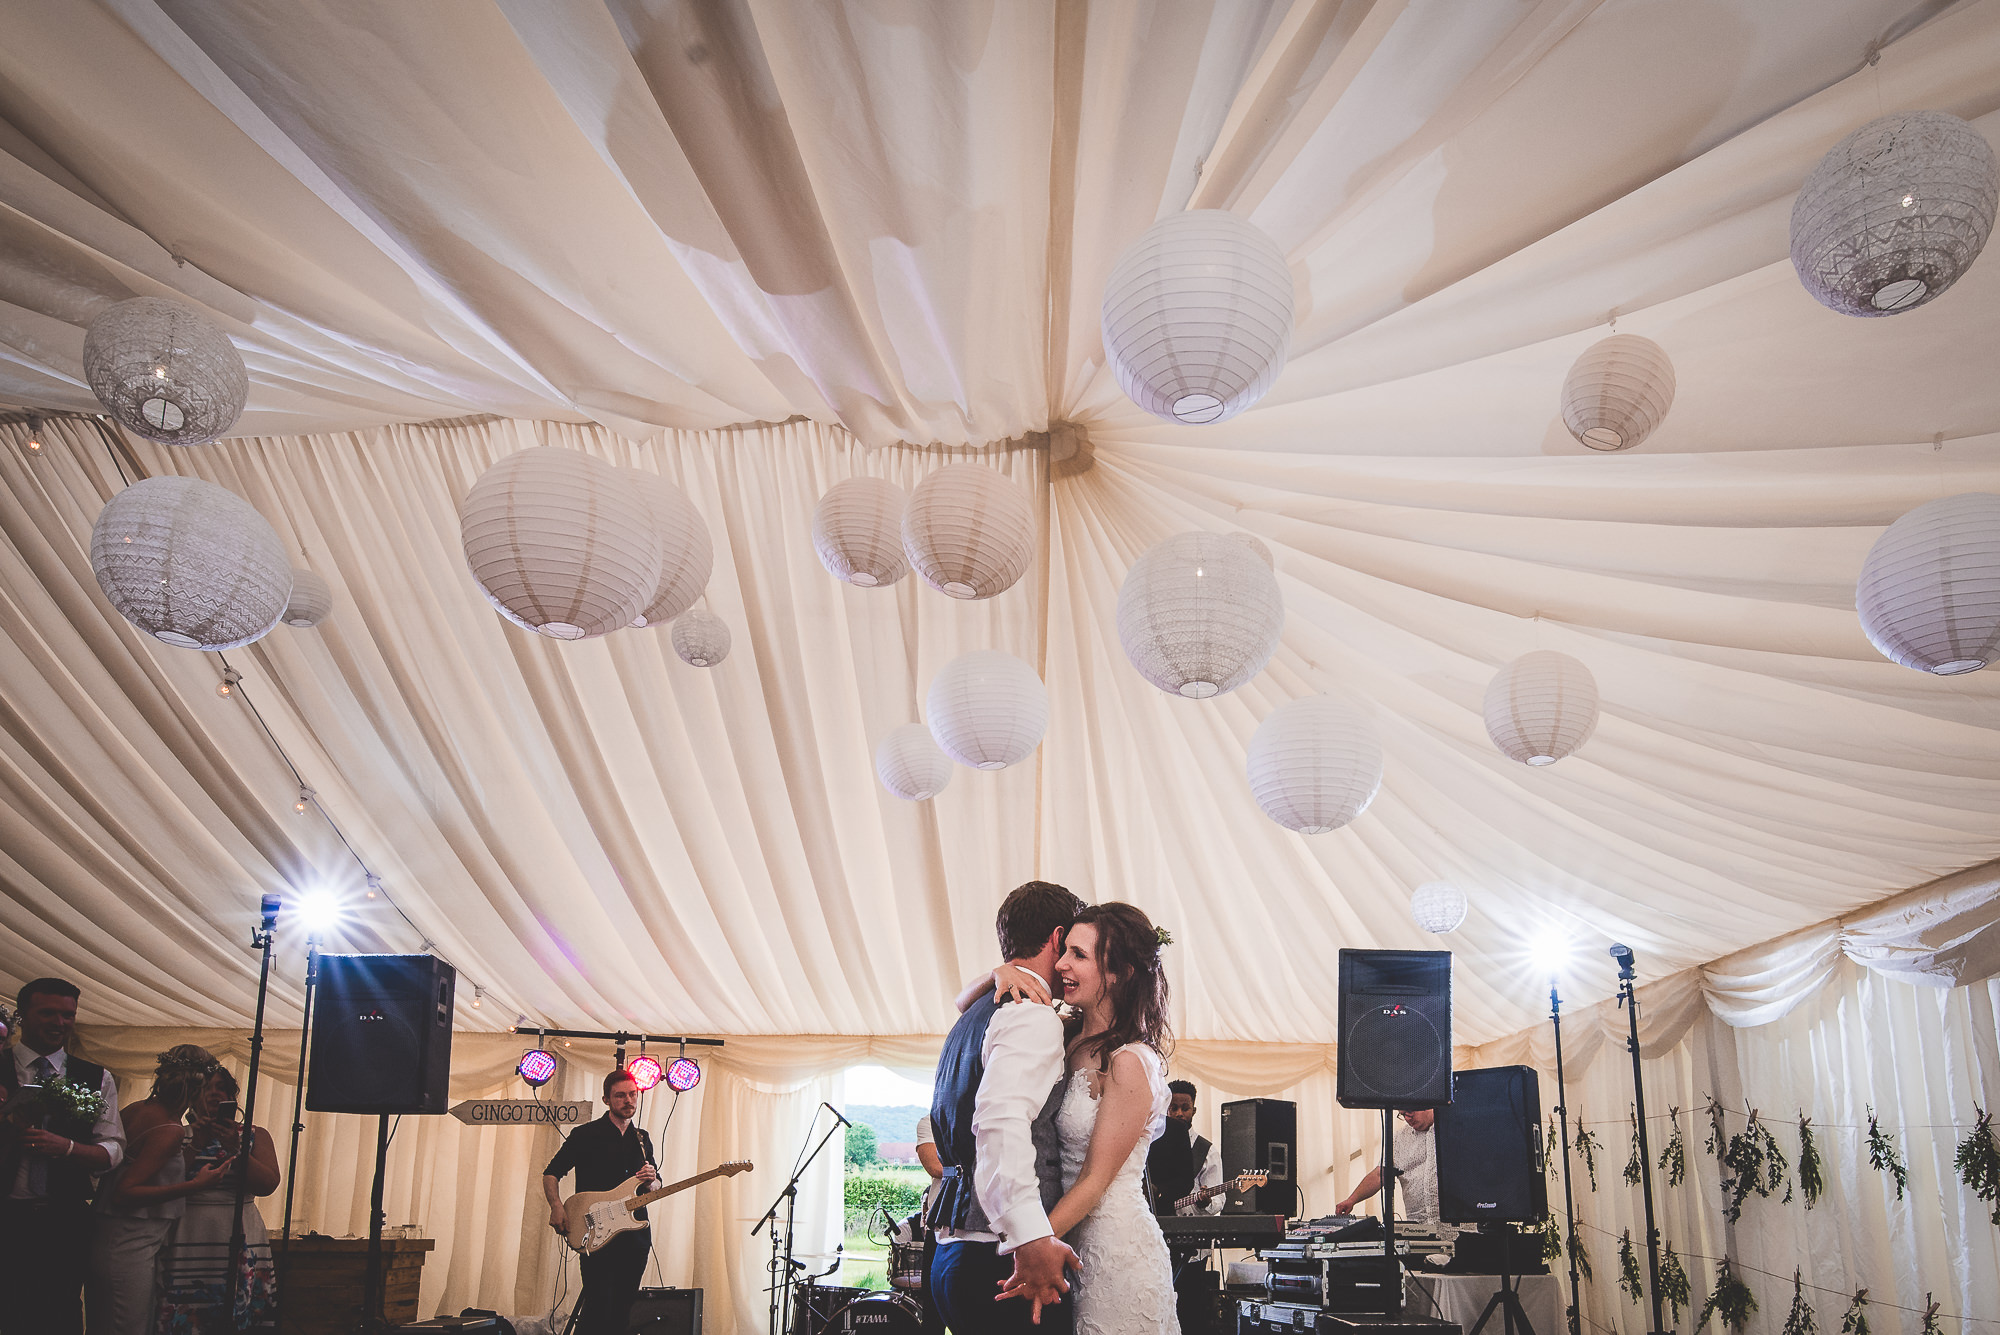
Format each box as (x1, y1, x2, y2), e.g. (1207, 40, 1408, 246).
(1174, 1170, 1267, 1214)
(563, 1160, 753, 1254)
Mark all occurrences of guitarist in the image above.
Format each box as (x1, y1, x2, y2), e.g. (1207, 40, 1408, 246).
(1149, 1081, 1222, 1335)
(542, 1070, 659, 1335)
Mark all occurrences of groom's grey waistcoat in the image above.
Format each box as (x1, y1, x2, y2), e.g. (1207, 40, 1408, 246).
(926, 989, 1064, 1237)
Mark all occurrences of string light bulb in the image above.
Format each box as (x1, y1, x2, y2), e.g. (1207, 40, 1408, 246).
(24, 416, 44, 455)
(217, 667, 242, 698)
(363, 873, 380, 900)
(471, 986, 483, 1009)
(293, 785, 313, 815)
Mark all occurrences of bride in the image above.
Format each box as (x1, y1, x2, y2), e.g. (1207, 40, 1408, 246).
(999, 902, 1176, 1335)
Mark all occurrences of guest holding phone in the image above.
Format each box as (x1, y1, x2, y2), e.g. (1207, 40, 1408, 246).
(154, 1067, 280, 1334)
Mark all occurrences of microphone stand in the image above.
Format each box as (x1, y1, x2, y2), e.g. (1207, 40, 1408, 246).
(1612, 947, 1667, 1335)
(754, 1106, 847, 1335)
(276, 930, 320, 1333)
(227, 893, 280, 1330)
(1549, 976, 1582, 1335)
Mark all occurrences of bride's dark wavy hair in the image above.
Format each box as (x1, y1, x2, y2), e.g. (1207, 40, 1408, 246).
(1070, 902, 1172, 1068)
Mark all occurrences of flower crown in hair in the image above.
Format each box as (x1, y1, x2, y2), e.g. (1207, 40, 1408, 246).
(1155, 926, 1173, 947)
(155, 1047, 222, 1077)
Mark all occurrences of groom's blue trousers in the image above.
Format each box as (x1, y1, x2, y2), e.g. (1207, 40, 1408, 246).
(930, 1239, 1076, 1335)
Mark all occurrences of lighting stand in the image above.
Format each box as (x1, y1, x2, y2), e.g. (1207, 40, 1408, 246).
(753, 1111, 846, 1335)
(1548, 977, 1582, 1335)
(226, 893, 280, 1330)
(359, 1113, 391, 1335)
(1611, 946, 1668, 1335)
(275, 931, 320, 1334)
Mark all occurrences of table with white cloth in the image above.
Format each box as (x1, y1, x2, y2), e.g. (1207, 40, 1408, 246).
(1405, 1273, 1562, 1335)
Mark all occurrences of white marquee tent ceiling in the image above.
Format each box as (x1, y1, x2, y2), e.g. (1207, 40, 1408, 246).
(2, 0, 1998, 1048)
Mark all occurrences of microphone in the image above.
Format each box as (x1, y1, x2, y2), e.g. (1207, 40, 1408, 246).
(822, 1102, 852, 1128)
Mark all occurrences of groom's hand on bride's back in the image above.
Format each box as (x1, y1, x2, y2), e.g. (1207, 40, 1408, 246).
(995, 1234, 1080, 1323)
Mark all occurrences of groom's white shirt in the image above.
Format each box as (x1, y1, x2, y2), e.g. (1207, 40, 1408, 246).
(936, 965, 1065, 1256)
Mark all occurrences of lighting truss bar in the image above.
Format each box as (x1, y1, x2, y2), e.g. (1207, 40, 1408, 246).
(511, 1027, 726, 1048)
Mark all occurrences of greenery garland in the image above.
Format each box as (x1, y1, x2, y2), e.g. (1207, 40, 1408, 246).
(1865, 1107, 1909, 1201)
(1696, 1257, 1758, 1335)
(1545, 1116, 1561, 1181)
(1920, 1294, 1942, 1335)
(1567, 1224, 1593, 1283)
(1798, 1112, 1825, 1209)
(1953, 1106, 2000, 1225)
(1782, 1269, 1818, 1335)
(1704, 1095, 1729, 1167)
(1540, 1214, 1562, 1264)
(1839, 1289, 1869, 1335)
(1573, 1126, 1601, 1191)
(1624, 1112, 1644, 1187)
(1660, 1105, 1687, 1188)
(1659, 1245, 1691, 1326)
(1720, 1108, 1792, 1222)
(1617, 1228, 1644, 1304)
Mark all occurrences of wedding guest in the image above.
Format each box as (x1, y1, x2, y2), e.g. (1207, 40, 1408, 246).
(154, 1067, 281, 1334)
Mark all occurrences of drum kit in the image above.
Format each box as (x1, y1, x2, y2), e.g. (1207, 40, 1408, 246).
(788, 1210, 929, 1335)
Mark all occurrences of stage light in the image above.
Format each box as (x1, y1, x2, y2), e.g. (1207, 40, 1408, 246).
(665, 1056, 701, 1092)
(1531, 931, 1573, 977)
(627, 1054, 664, 1091)
(517, 1048, 558, 1087)
(295, 892, 342, 934)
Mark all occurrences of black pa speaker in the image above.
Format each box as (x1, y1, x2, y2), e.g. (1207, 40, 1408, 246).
(1336, 949, 1452, 1110)
(1435, 1065, 1546, 1225)
(307, 954, 455, 1114)
(1219, 1098, 1297, 1215)
(629, 1287, 703, 1335)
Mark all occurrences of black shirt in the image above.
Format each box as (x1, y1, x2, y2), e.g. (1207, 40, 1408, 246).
(544, 1115, 657, 1220)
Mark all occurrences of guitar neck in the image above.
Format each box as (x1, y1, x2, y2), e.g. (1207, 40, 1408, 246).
(628, 1164, 732, 1210)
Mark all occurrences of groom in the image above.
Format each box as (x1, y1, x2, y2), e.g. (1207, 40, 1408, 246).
(928, 881, 1082, 1335)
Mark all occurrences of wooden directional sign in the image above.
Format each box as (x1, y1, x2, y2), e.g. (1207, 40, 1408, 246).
(448, 1099, 592, 1127)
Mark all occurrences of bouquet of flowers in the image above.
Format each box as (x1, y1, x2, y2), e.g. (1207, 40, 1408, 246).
(3, 1074, 105, 1131)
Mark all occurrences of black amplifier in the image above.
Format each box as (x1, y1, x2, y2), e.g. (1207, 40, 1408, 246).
(1261, 1257, 1399, 1313)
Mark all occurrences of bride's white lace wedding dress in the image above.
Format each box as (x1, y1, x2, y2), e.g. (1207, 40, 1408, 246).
(1055, 1043, 1176, 1335)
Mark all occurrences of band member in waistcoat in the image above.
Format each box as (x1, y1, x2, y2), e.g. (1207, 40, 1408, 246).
(0, 978, 128, 1335)
(927, 881, 1082, 1335)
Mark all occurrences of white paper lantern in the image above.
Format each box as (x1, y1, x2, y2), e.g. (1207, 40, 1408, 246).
(814, 477, 908, 587)
(83, 297, 249, 445)
(460, 447, 660, 640)
(875, 724, 954, 801)
(1560, 335, 1676, 452)
(1102, 210, 1294, 425)
(1228, 532, 1274, 568)
(89, 476, 291, 650)
(283, 568, 332, 628)
(1484, 651, 1599, 766)
(926, 650, 1048, 770)
(670, 608, 731, 667)
(902, 464, 1035, 599)
(1246, 696, 1382, 834)
(622, 469, 713, 627)
(1857, 492, 2000, 674)
(1117, 531, 1283, 698)
(1791, 111, 1999, 316)
(1410, 882, 1469, 934)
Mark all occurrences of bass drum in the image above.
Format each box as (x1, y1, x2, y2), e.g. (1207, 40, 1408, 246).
(794, 1283, 869, 1335)
(889, 1241, 927, 1290)
(825, 1291, 924, 1335)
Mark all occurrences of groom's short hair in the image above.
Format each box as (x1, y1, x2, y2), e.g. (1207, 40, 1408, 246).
(996, 881, 1082, 960)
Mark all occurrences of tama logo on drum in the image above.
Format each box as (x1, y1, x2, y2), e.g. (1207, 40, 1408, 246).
(849, 1317, 894, 1325)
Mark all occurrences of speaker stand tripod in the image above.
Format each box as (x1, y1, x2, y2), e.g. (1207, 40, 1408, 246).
(1466, 1270, 1537, 1335)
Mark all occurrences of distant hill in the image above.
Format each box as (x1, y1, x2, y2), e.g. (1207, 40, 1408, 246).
(845, 1102, 929, 1144)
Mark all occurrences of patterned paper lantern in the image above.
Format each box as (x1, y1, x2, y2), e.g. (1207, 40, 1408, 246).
(1856, 492, 2000, 674)
(926, 650, 1048, 770)
(1560, 335, 1676, 452)
(902, 464, 1035, 599)
(875, 724, 954, 801)
(460, 448, 660, 640)
(83, 297, 249, 445)
(89, 476, 291, 650)
(1410, 882, 1469, 934)
(814, 477, 908, 587)
(1117, 531, 1283, 698)
(282, 568, 332, 628)
(1791, 111, 1999, 316)
(1484, 651, 1599, 766)
(624, 469, 713, 627)
(1245, 696, 1382, 834)
(670, 608, 731, 667)
(1102, 210, 1294, 425)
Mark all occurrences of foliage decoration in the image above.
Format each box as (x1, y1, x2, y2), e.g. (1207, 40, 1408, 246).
(1660, 1245, 1691, 1326)
(1617, 1229, 1644, 1304)
(1624, 1111, 1644, 1187)
(1865, 1107, 1909, 1201)
(1660, 1105, 1687, 1188)
(1953, 1106, 2000, 1224)
(1920, 1294, 1942, 1335)
(1718, 1107, 1791, 1224)
(1546, 1117, 1561, 1181)
(1573, 1126, 1601, 1191)
(1798, 1112, 1826, 1209)
(1704, 1096, 1729, 1166)
(1567, 1224, 1592, 1283)
(1782, 1269, 1819, 1335)
(1540, 1214, 1562, 1264)
(1839, 1289, 1869, 1335)
(45, 1075, 108, 1126)
(1696, 1257, 1758, 1335)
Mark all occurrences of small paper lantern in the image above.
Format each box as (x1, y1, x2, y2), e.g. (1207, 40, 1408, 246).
(282, 568, 333, 628)
(1560, 335, 1676, 452)
(902, 464, 1035, 599)
(814, 477, 908, 587)
(1791, 111, 1999, 316)
(1229, 532, 1274, 568)
(1410, 882, 1469, 934)
(1117, 531, 1283, 698)
(89, 476, 292, 650)
(460, 448, 660, 640)
(1484, 651, 1599, 766)
(926, 650, 1048, 770)
(670, 608, 731, 667)
(624, 469, 713, 627)
(83, 297, 249, 445)
(875, 723, 954, 801)
(1856, 492, 2000, 674)
(1246, 696, 1382, 834)
(1102, 210, 1294, 425)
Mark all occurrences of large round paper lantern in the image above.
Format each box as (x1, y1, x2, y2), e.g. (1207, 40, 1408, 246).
(926, 650, 1048, 770)
(1791, 111, 1999, 317)
(1560, 335, 1675, 452)
(283, 568, 332, 628)
(1103, 210, 1294, 425)
(83, 297, 249, 445)
(814, 477, 908, 587)
(670, 608, 731, 667)
(622, 469, 713, 627)
(1410, 882, 1469, 934)
(89, 476, 291, 650)
(875, 724, 954, 801)
(1246, 696, 1382, 834)
(1484, 651, 1599, 766)
(1856, 492, 2000, 674)
(461, 448, 660, 640)
(1117, 531, 1283, 698)
(902, 464, 1035, 599)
